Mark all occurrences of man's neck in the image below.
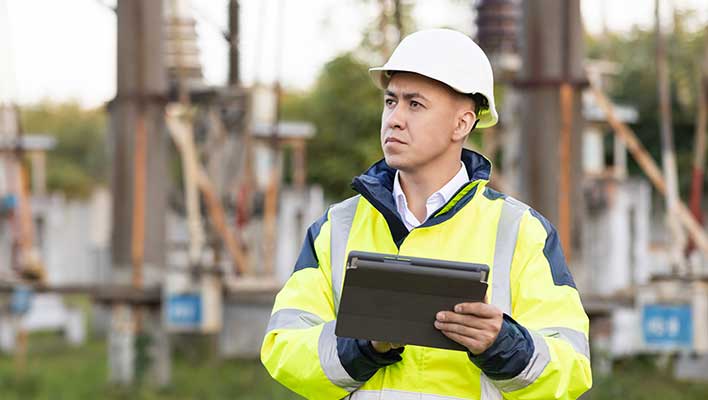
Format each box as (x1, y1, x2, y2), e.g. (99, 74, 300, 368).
(398, 154, 463, 222)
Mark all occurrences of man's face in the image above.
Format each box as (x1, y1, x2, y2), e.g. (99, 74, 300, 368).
(381, 72, 473, 172)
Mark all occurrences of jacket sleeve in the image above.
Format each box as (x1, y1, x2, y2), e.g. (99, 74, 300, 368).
(260, 210, 402, 400)
(470, 209, 592, 400)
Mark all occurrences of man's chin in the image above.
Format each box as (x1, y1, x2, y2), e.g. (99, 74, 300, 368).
(383, 155, 409, 171)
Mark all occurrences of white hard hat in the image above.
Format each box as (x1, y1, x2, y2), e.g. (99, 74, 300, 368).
(369, 28, 498, 128)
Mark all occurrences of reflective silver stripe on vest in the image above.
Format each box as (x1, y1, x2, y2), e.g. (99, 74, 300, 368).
(491, 331, 551, 393)
(349, 389, 470, 400)
(318, 320, 362, 392)
(539, 327, 590, 359)
(490, 196, 529, 315)
(482, 327, 587, 397)
(482, 196, 529, 399)
(329, 195, 360, 314)
(265, 308, 325, 334)
(480, 374, 503, 400)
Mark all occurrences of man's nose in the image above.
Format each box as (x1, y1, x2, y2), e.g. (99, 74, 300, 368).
(386, 104, 406, 130)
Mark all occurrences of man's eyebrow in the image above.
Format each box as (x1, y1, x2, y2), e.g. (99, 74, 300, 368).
(384, 90, 429, 102)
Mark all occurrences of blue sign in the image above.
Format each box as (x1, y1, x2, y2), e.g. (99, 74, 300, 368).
(642, 304, 692, 349)
(166, 293, 202, 328)
(0, 194, 17, 214)
(10, 285, 33, 315)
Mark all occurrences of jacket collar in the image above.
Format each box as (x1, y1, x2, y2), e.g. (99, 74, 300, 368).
(350, 149, 492, 247)
(353, 148, 491, 197)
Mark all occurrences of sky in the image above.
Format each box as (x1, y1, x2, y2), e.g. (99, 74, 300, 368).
(1, 0, 708, 108)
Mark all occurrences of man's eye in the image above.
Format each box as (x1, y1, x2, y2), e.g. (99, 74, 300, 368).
(410, 101, 421, 109)
(385, 99, 396, 106)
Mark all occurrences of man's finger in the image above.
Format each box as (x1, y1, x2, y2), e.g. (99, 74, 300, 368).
(434, 320, 485, 338)
(435, 321, 499, 349)
(454, 302, 501, 318)
(435, 311, 490, 330)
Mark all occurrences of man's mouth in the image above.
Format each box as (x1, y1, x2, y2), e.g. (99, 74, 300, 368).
(385, 136, 406, 144)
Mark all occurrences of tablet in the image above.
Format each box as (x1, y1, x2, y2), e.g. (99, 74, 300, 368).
(335, 250, 489, 352)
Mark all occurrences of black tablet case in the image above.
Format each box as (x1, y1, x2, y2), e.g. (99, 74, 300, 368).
(335, 251, 489, 352)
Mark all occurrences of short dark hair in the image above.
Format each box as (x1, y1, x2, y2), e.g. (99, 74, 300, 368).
(467, 93, 489, 116)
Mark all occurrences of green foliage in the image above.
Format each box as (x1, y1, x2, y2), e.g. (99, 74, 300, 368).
(20, 101, 108, 199)
(586, 13, 708, 197)
(3, 333, 708, 399)
(0, 332, 304, 400)
(281, 53, 384, 201)
(585, 355, 708, 400)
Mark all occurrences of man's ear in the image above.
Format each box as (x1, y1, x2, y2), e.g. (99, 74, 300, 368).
(452, 110, 477, 141)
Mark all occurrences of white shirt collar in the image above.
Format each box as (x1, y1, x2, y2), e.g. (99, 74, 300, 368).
(392, 161, 469, 231)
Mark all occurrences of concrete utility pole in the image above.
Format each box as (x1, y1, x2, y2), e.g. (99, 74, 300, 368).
(108, 0, 170, 386)
(517, 0, 585, 264)
(110, 0, 168, 284)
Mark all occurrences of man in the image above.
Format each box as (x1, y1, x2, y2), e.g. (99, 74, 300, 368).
(261, 28, 592, 400)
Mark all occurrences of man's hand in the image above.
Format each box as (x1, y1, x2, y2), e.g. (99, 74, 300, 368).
(434, 301, 504, 355)
(370, 341, 405, 353)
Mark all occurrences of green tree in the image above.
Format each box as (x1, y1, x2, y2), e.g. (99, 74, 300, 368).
(20, 101, 108, 198)
(282, 53, 384, 201)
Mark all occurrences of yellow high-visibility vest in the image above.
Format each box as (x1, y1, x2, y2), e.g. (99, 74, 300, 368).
(262, 149, 592, 400)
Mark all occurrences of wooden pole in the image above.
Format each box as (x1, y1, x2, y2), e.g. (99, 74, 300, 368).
(166, 111, 249, 274)
(262, 0, 285, 277)
(196, 167, 249, 275)
(17, 161, 43, 280)
(558, 0, 574, 262)
(262, 141, 280, 277)
(129, 0, 148, 290)
(293, 140, 307, 190)
(13, 318, 27, 378)
(170, 0, 205, 267)
(588, 77, 708, 255)
(28, 151, 46, 197)
(689, 31, 708, 231)
(655, 0, 687, 271)
(0, 107, 38, 375)
(228, 0, 240, 86)
(559, 83, 573, 262)
(131, 111, 146, 289)
(173, 111, 205, 266)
